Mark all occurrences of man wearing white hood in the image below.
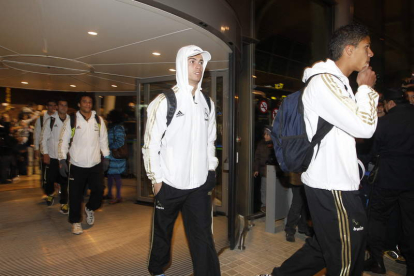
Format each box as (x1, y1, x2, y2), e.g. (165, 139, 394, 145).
(258, 24, 378, 276)
(143, 45, 220, 276)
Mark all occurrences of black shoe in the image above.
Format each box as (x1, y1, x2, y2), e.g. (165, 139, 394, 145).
(364, 258, 386, 274)
(46, 195, 54, 207)
(0, 180, 12, 184)
(286, 233, 295, 242)
(298, 227, 314, 237)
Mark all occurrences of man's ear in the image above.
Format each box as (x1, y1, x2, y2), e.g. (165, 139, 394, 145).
(344, 45, 354, 57)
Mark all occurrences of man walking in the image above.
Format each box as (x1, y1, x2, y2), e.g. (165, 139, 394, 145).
(257, 23, 378, 276)
(34, 100, 56, 195)
(58, 93, 110, 235)
(143, 45, 220, 276)
(40, 99, 69, 213)
(365, 88, 414, 276)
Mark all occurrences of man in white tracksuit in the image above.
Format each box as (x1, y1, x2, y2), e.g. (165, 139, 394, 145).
(262, 24, 379, 276)
(143, 45, 220, 276)
(40, 99, 69, 212)
(58, 93, 110, 235)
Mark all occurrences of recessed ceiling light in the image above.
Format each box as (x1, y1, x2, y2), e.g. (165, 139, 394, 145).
(252, 75, 257, 79)
(111, 85, 118, 87)
(152, 52, 161, 56)
(88, 31, 98, 36)
(169, 69, 176, 72)
(21, 81, 28, 84)
(70, 85, 76, 87)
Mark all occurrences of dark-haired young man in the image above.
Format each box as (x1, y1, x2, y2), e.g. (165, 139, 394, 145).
(365, 89, 414, 275)
(257, 23, 379, 276)
(40, 99, 69, 212)
(58, 93, 110, 235)
(34, 99, 57, 196)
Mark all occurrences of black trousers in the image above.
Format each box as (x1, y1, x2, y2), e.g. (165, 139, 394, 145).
(285, 184, 310, 235)
(273, 186, 367, 276)
(44, 158, 68, 204)
(68, 163, 104, 224)
(40, 159, 47, 192)
(367, 188, 414, 270)
(148, 172, 221, 276)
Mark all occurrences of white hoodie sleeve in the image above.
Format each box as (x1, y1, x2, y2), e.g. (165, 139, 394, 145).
(40, 118, 51, 155)
(208, 100, 219, 170)
(305, 74, 378, 138)
(99, 116, 110, 157)
(58, 117, 71, 160)
(142, 94, 168, 184)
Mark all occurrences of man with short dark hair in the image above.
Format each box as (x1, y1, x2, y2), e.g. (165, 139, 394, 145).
(143, 45, 220, 276)
(34, 100, 57, 195)
(40, 99, 69, 212)
(257, 23, 378, 276)
(58, 93, 110, 235)
(365, 88, 414, 275)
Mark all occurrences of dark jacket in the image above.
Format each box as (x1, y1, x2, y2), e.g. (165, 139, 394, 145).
(253, 140, 275, 177)
(372, 104, 414, 190)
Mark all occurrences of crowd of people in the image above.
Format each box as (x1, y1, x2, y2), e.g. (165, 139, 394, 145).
(1, 22, 414, 276)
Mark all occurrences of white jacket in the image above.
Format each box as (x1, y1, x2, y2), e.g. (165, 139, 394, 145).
(301, 59, 379, 191)
(142, 45, 218, 190)
(33, 112, 56, 150)
(39, 115, 66, 159)
(58, 111, 110, 168)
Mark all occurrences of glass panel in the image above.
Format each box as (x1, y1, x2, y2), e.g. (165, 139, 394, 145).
(214, 76, 224, 207)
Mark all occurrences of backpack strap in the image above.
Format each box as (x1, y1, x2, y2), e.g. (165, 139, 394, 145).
(201, 92, 211, 113)
(49, 117, 56, 131)
(40, 115, 44, 128)
(95, 114, 101, 137)
(163, 89, 177, 127)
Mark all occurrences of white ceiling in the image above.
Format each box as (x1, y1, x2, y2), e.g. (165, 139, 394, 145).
(0, 0, 230, 92)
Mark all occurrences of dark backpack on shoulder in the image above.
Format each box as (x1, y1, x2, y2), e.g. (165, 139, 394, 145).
(271, 73, 339, 173)
(69, 113, 101, 146)
(162, 89, 211, 127)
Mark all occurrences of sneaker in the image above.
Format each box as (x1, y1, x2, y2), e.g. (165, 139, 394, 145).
(260, 206, 266, 213)
(384, 250, 406, 264)
(286, 233, 295, 242)
(85, 206, 95, 225)
(72, 223, 83, 235)
(60, 204, 69, 215)
(46, 195, 54, 207)
(103, 194, 113, 200)
(364, 258, 386, 274)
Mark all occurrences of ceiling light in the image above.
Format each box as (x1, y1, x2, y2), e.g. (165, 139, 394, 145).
(111, 85, 118, 87)
(252, 75, 257, 79)
(21, 81, 28, 84)
(169, 69, 176, 72)
(70, 85, 76, 87)
(152, 52, 161, 56)
(88, 31, 98, 36)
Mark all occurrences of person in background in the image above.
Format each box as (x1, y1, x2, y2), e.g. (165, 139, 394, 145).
(104, 109, 127, 204)
(253, 126, 276, 213)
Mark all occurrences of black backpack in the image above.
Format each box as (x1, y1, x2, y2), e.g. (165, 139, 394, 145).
(69, 113, 101, 143)
(271, 73, 346, 173)
(40, 115, 56, 131)
(162, 89, 211, 127)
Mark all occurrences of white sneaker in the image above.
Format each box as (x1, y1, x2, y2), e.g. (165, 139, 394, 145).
(72, 223, 83, 235)
(85, 206, 95, 225)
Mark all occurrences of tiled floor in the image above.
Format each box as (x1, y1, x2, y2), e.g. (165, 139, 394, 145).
(0, 175, 407, 276)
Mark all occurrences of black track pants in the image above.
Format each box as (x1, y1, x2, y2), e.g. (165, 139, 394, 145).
(273, 186, 367, 276)
(44, 158, 68, 204)
(148, 172, 221, 276)
(68, 163, 104, 224)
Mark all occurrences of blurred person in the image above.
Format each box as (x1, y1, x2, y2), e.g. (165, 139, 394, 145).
(253, 125, 276, 213)
(40, 99, 69, 213)
(104, 109, 127, 204)
(58, 93, 110, 235)
(377, 101, 386, 117)
(404, 90, 414, 105)
(258, 23, 378, 276)
(0, 113, 16, 184)
(34, 100, 57, 194)
(143, 45, 220, 276)
(365, 88, 414, 275)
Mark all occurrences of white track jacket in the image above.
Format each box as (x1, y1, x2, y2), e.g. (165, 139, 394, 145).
(142, 45, 218, 190)
(58, 111, 110, 168)
(39, 116, 66, 159)
(34, 112, 56, 150)
(301, 59, 379, 191)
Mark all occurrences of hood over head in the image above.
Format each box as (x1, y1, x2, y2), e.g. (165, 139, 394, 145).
(175, 45, 211, 93)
